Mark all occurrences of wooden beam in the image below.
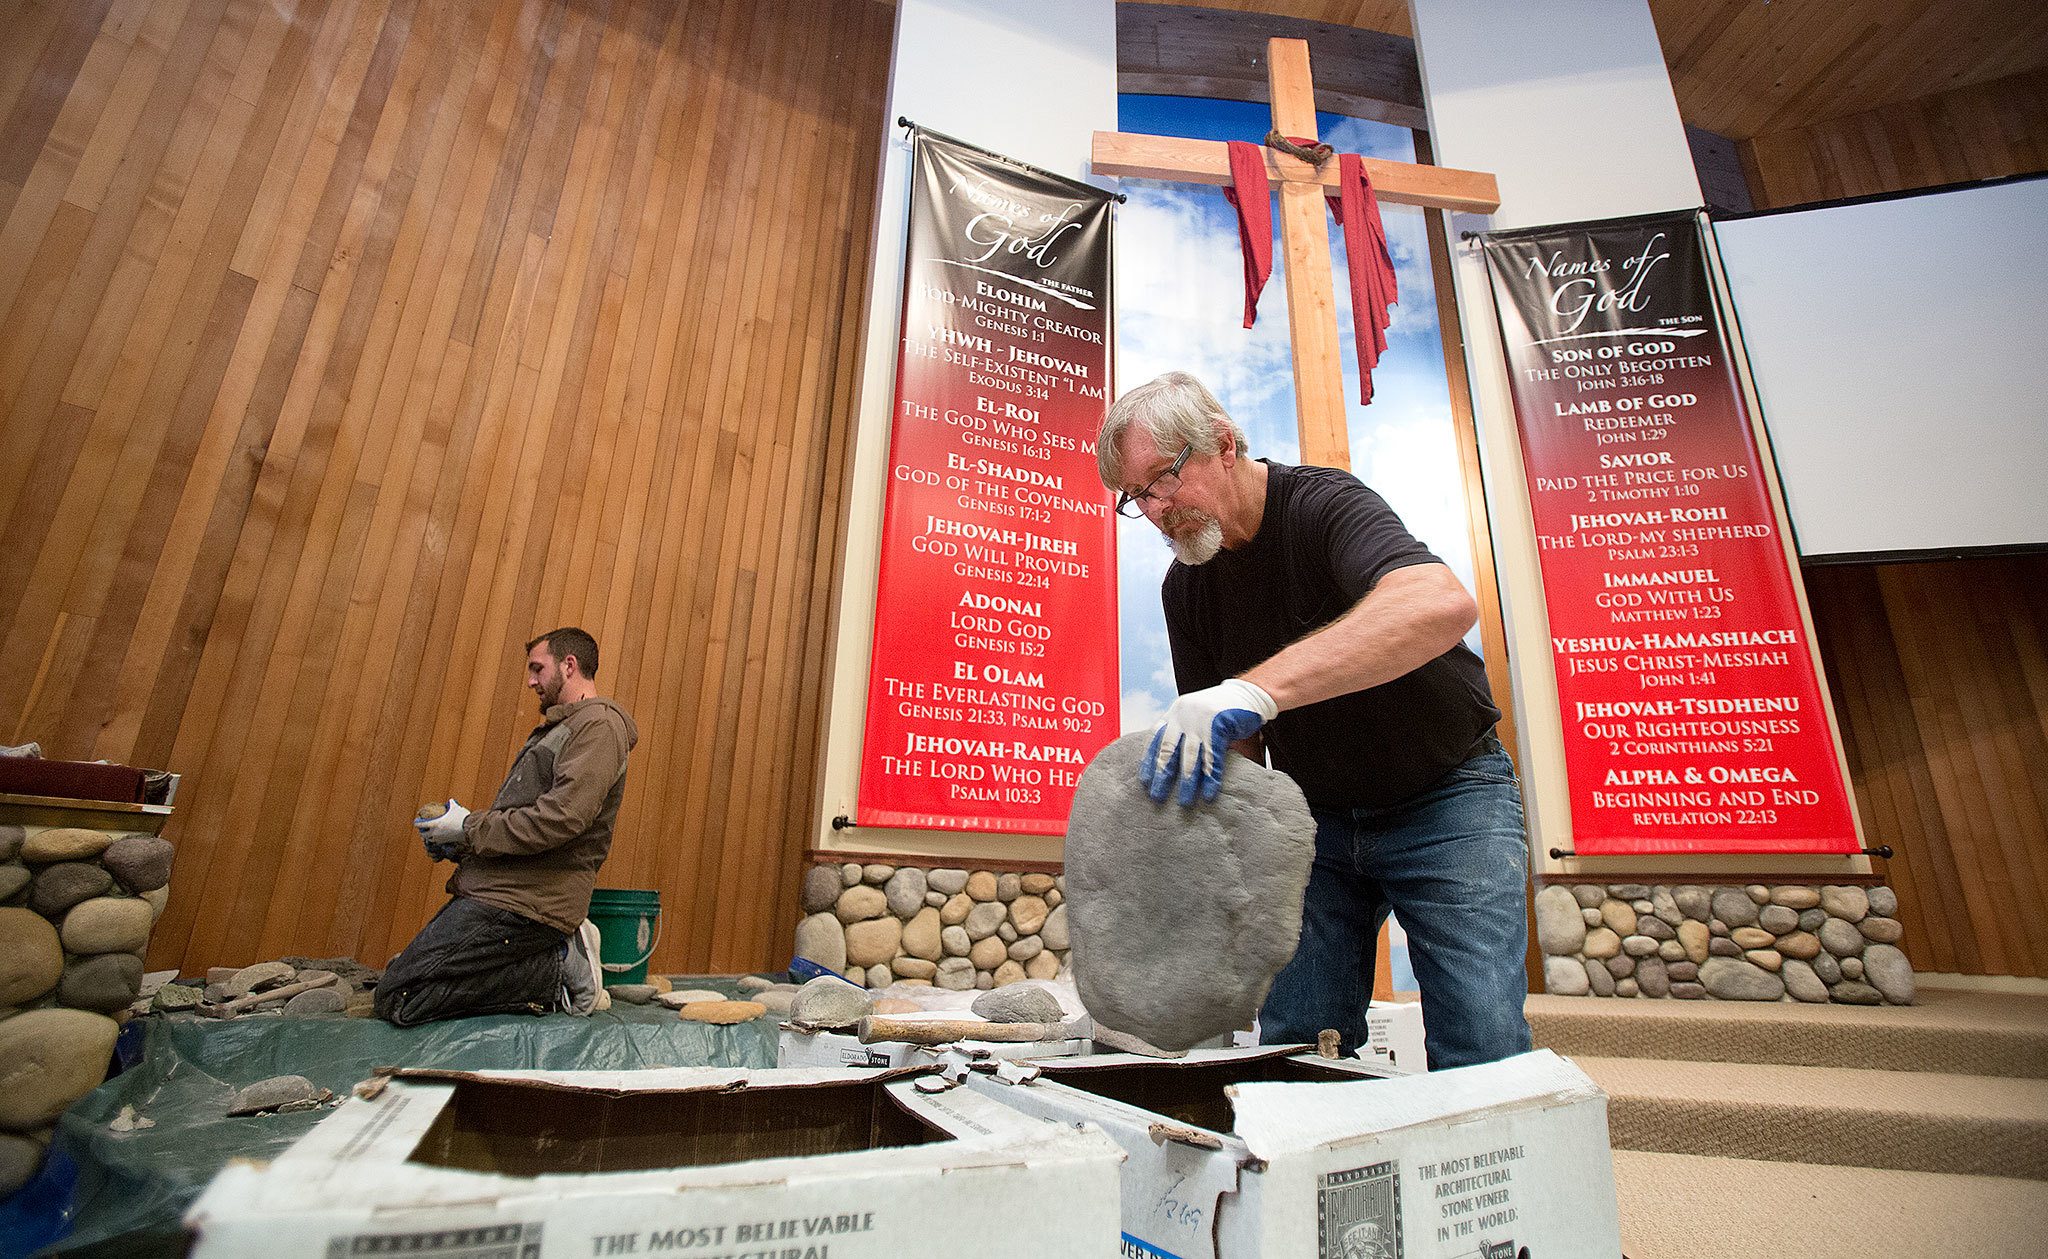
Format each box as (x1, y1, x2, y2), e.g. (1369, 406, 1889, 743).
(1090, 131, 1502, 214)
(1266, 39, 1347, 469)
(1117, 3, 1427, 130)
(1685, 123, 1755, 215)
(1266, 36, 1320, 143)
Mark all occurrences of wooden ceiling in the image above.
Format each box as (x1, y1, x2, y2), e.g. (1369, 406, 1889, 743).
(1134, 0, 2048, 139)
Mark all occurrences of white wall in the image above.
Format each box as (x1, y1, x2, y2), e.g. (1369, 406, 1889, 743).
(1412, 0, 1700, 232)
(813, 0, 1119, 861)
(1715, 179, 2048, 556)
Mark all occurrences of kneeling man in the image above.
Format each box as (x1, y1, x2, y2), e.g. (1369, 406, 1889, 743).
(376, 628, 638, 1026)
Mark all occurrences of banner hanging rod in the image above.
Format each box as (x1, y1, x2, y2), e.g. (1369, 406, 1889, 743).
(896, 117, 1127, 203)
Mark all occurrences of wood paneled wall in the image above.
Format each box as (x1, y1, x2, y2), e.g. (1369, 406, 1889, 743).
(0, 0, 895, 974)
(1805, 556, 2048, 978)
(1743, 68, 2048, 208)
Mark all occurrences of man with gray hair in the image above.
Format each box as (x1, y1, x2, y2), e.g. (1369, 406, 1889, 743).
(1098, 371, 1530, 1068)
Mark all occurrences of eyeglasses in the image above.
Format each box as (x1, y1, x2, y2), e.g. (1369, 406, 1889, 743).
(1115, 443, 1193, 519)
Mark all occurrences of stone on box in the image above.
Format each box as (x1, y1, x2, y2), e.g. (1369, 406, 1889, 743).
(1066, 733, 1313, 1054)
(790, 975, 872, 1028)
(284, 988, 348, 1016)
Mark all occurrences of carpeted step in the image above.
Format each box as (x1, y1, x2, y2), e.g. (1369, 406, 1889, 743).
(1613, 1150, 2048, 1259)
(1578, 1055, 2048, 1180)
(1529, 988, 2048, 1079)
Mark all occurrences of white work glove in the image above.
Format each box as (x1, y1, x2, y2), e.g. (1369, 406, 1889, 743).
(415, 799, 470, 860)
(1141, 679, 1278, 806)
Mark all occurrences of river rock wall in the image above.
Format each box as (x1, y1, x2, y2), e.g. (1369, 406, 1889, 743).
(1536, 881, 1914, 1004)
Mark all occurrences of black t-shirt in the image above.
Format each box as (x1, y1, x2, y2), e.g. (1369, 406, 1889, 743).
(1162, 461, 1501, 810)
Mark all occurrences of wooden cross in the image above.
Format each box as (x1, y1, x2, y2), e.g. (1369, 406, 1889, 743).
(1091, 38, 1500, 470)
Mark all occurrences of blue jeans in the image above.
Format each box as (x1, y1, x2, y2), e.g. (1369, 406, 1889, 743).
(1258, 736, 1533, 1069)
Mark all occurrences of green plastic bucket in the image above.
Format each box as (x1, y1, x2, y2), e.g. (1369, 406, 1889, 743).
(587, 888, 661, 986)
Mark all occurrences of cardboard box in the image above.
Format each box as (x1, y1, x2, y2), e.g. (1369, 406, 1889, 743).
(1362, 999, 1428, 1073)
(186, 1066, 1126, 1258)
(963, 1046, 1618, 1259)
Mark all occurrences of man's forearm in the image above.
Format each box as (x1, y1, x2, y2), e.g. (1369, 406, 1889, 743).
(464, 796, 590, 857)
(1242, 564, 1477, 712)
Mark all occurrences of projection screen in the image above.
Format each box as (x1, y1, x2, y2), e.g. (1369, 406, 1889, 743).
(1712, 176, 2048, 559)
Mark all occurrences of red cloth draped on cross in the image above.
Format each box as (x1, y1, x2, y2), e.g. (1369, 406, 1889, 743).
(1222, 138, 1399, 405)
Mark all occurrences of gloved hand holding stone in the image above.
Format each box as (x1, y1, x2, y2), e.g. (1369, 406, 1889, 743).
(415, 799, 469, 843)
(1141, 679, 1278, 806)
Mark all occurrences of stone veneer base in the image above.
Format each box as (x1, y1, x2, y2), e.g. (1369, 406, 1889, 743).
(1, 817, 174, 1196)
(795, 861, 1069, 992)
(1535, 881, 1914, 1005)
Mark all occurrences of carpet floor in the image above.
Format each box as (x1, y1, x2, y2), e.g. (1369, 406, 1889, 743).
(1528, 985, 2048, 1256)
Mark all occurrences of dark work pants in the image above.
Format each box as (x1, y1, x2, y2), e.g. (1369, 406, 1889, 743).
(375, 896, 570, 1027)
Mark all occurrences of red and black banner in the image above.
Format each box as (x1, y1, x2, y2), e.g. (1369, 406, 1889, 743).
(1482, 211, 1858, 855)
(857, 129, 1119, 833)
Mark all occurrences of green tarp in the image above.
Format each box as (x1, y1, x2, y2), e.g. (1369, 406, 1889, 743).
(39, 982, 781, 1257)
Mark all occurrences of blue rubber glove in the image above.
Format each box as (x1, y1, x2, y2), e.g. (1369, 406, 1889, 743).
(415, 799, 470, 861)
(1141, 679, 1278, 806)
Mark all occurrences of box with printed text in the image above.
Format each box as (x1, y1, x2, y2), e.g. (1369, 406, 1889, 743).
(1363, 998, 1428, 1073)
(962, 1045, 1617, 1259)
(185, 1065, 1126, 1258)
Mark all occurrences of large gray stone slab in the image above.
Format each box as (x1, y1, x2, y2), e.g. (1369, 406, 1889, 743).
(972, 985, 1063, 1024)
(790, 975, 872, 1028)
(1065, 733, 1313, 1053)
